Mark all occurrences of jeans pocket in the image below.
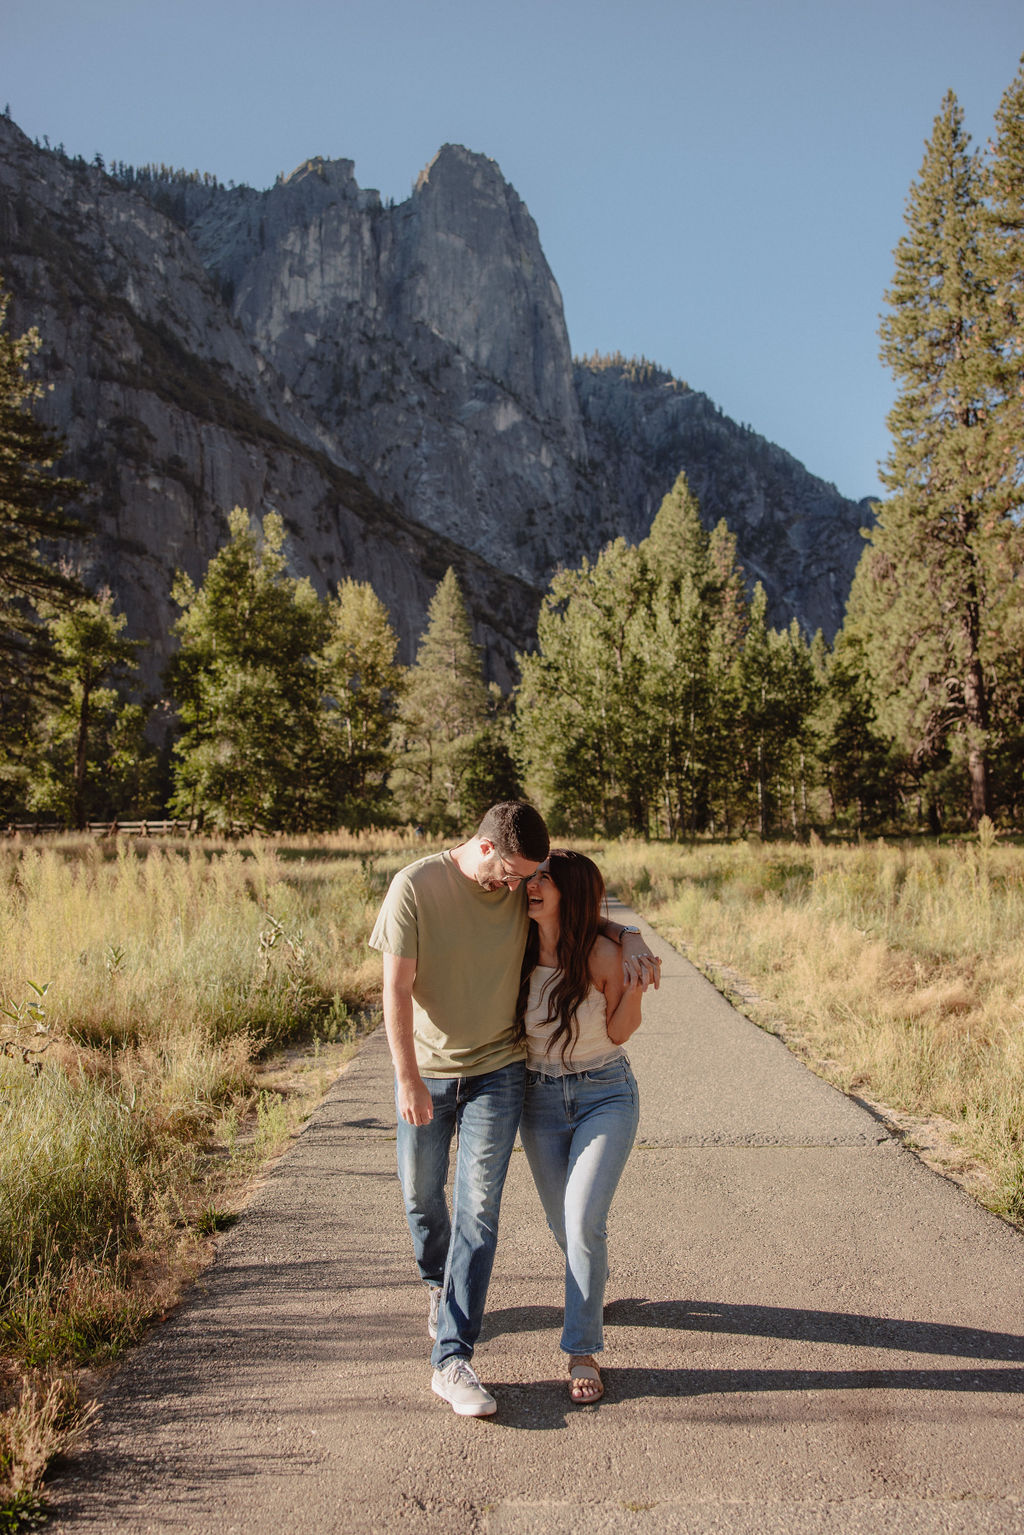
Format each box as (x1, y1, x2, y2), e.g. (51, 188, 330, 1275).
(579, 1060, 627, 1085)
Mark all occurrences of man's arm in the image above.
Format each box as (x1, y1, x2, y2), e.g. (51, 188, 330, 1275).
(598, 917, 662, 991)
(382, 952, 434, 1125)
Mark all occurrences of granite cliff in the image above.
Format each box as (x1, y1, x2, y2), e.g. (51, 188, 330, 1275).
(0, 117, 874, 693)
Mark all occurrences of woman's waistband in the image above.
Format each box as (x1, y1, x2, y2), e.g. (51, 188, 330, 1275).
(525, 1044, 626, 1079)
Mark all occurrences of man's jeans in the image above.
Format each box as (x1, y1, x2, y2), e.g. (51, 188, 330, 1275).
(519, 1057, 639, 1356)
(396, 1061, 525, 1369)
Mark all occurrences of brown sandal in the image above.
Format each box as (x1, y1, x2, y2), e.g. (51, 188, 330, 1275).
(568, 1357, 604, 1403)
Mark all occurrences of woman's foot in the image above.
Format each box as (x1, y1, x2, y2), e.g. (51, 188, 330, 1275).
(568, 1355, 603, 1403)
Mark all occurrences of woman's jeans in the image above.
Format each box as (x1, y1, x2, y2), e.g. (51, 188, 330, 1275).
(520, 1057, 639, 1356)
(396, 1061, 525, 1370)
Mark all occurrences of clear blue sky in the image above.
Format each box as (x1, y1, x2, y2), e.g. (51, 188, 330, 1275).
(4, 0, 1022, 500)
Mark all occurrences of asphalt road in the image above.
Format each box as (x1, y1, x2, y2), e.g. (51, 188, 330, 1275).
(49, 906, 1024, 1534)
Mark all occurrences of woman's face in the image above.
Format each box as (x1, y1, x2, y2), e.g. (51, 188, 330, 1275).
(526, 864, 561, 923)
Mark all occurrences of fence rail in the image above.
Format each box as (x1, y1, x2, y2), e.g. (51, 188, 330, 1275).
(3, 819, 266, 839)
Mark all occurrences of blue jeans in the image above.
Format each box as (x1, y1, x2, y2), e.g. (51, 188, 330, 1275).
(520, 1057, 639, 1356)
(395, 1061, 525, 1369)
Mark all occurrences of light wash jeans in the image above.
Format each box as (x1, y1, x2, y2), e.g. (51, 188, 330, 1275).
(395, 1061, 525, 1369)
(520, 1057, 639, 1356)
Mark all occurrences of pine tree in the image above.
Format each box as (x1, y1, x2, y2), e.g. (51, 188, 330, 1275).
(167, 508, 327, 831)
(315, 579, 403, 830)
(986, 56, 1024, 491)
(732, 587, 816, 838)
(390, 568, 491, 830)
(812, 632, 902, 832)
(844, 91, 1004, 825)
(642, 470, 708, 591)
(981, 58, 1024, 816)
(26, 590, 152, 827)
(639, 475, 712, 834)
(0, 277, 86, 758)
(515, 540, 660, 836)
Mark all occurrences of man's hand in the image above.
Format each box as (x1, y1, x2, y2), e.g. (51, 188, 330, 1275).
(621, 931, 662, 991)
(397, 1074, 434, 1126)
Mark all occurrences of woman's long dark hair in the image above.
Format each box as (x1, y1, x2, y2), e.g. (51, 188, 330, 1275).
(515, 850, 606, 1063)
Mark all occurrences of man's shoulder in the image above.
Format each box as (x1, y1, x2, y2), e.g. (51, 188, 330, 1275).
(391, 850, 451, 890)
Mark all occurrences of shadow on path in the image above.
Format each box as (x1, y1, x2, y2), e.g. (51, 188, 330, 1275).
(483, 1297, 1024, 1362)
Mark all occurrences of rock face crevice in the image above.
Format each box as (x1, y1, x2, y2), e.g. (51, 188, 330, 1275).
(0, 117, 873, 694)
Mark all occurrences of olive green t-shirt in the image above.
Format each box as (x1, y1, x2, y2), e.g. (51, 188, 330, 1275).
(368, 850, 528, 1077)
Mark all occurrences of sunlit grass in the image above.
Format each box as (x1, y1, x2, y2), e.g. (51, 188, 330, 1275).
(7, 820, 1020, 1513)
(0, 830, 401, 1512)
(597, 827, 1024, 1224)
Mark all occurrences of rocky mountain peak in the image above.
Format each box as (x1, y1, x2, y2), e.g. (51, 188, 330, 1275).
(282, 155, 358, 191)
(0, 117, 874, 705)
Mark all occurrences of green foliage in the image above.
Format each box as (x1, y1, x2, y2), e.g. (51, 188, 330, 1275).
(811, 632, 903, 832)
(23, 590, 154, 828)
(515, 473, 820, 838)
(0, 276, 87, 812)
(311, 579, 403, 830)
(389, 568, 508, 830)
(166, 511, 403, 833)
(985, 56, 1024, 496)
(168, 508, 328, 831)
(842, 79, 1024, 828)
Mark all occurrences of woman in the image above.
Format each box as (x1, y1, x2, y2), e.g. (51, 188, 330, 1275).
(517, 850, 643, 1404)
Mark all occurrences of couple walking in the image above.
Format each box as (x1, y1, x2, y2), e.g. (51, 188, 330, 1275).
(369, 801, 660, 1416)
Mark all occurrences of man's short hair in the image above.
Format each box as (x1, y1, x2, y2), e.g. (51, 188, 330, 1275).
(477, 801, 549, 862)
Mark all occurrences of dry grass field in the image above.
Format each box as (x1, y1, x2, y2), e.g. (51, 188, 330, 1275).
(2, 823, 1020, 1521)
(0, 830, 420, 1522)
(597, 822, 1024, 1227)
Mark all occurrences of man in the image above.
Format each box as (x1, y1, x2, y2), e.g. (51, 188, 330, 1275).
(369, 801, 658, 1417)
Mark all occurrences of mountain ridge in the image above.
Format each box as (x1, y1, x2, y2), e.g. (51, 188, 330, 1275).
(0, 117, 874, 696)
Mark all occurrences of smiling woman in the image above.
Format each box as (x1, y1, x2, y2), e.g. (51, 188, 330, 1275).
(516, 849, 645, 1405)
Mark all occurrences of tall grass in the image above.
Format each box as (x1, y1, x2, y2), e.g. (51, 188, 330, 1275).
(598, 828, 1024, 1223)
(0, 831, 404, 1515)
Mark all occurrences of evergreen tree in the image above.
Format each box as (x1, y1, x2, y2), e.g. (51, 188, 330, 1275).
(986, 56, 1024, 494)
(812, 632, 902, 831)
(389, 568, 492, 830)
(515, 540, 660, 836)
(639, 475, 712, 834)
(0, 277, 86, 777)
(26, 589, 149, 828)
(449, 685, 523, 826)
(642, 470, 708, 591)
(981, 57, 1024, 815)
(844, 91, 1005, 825)
(701, 520, 750, 834)
(732, 587, 816, 838)
(167, 508, 327, 831)
(314, 579, 403, 830)
(516, 479, 774, 840)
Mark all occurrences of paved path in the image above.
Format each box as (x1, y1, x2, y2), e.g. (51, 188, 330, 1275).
(50, 906, 1024, 1533)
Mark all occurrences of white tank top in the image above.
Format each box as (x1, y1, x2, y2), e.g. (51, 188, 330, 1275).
(523, 964, 625, 1075)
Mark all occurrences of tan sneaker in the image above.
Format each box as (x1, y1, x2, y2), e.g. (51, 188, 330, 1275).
(431, 1358, 497, 1417)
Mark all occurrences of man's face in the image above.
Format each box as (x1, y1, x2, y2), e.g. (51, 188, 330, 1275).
(476, 840, 541, 892)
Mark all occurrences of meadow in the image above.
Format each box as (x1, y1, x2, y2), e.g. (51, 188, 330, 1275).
(1, 824, 1021, 1520)
(599, 823, 1024, 1225)
(0, 830, 416, 1522)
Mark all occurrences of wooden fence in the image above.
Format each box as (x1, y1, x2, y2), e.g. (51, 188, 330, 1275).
(2, 820, 265, 839)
